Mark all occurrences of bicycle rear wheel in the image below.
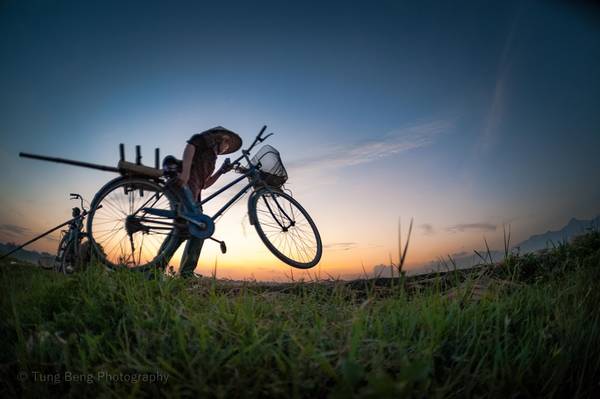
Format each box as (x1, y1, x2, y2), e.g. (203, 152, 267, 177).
(87, 177, 179, 270)
(248, 188, 322, 269)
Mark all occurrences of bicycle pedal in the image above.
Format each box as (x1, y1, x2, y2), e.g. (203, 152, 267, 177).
(208, 237, 227, 254)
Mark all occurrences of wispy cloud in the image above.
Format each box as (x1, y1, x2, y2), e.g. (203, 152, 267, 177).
(0, 224, 30, 237)
(446, 223, 497, 233)
(475, 10, 521, 157)
(324, 242, 358, 251)
(419, 223, 435, 235)
(289, 120, 451, 171)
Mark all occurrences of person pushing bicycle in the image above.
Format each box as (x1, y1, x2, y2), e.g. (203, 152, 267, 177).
(162, 126, 242, 277)
(21, 125, 321, 273)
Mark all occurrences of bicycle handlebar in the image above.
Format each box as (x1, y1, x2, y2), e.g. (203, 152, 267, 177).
(246, 125, 268, 153)
(230, 125, 274, 168)
(258, 125, 267, 137)
(69, 193, 86, 212)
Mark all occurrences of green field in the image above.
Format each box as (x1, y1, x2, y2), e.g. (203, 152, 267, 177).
(1, 232, 599, 398)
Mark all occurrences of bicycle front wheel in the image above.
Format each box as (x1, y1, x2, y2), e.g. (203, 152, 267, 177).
(87, 177, 179, 270)
(249, 188, 322, 269)
(54, 234, 70, 274)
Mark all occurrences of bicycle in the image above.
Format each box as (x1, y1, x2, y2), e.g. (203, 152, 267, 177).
(84, 126, 322, 271)
(53, 193, 88, 274)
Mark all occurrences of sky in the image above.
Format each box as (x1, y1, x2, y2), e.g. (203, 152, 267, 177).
(1, 0, 599, 280)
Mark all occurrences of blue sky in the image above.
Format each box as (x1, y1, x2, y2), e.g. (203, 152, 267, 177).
(1, 0, 599, 279)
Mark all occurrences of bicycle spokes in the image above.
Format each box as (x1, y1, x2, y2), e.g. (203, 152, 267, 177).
(254, 192, 319, 265)
(90, 181, 176, 267)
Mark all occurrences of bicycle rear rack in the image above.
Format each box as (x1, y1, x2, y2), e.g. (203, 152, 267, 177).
(20, 143, 163, 178)
(120, 143, 161, 169)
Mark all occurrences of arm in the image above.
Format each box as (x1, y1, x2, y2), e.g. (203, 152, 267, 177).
(203, 170, 224, 189)
(204, 158, 232, 188)
(179, 143, 195, 186)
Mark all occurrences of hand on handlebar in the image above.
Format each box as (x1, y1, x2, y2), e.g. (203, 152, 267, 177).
(218, 158, 233, 174)
(234, 164, 248, 173)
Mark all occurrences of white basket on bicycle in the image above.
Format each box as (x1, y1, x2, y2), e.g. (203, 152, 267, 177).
(251, 145, 288, 188)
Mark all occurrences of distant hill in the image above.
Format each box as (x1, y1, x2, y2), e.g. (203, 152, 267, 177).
(514, 216, 600, 254)
(0, 243, 53, 264)
(416, 215, 600, 275)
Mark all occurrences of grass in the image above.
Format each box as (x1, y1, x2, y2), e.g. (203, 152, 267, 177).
(1, 232, 599, 398)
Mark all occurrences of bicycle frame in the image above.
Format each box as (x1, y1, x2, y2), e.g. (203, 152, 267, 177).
(54, 195, 89, 272)
(200, 170, 255, 220)
(127, 126, 288, 239)
(60, 223, 81, 267)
